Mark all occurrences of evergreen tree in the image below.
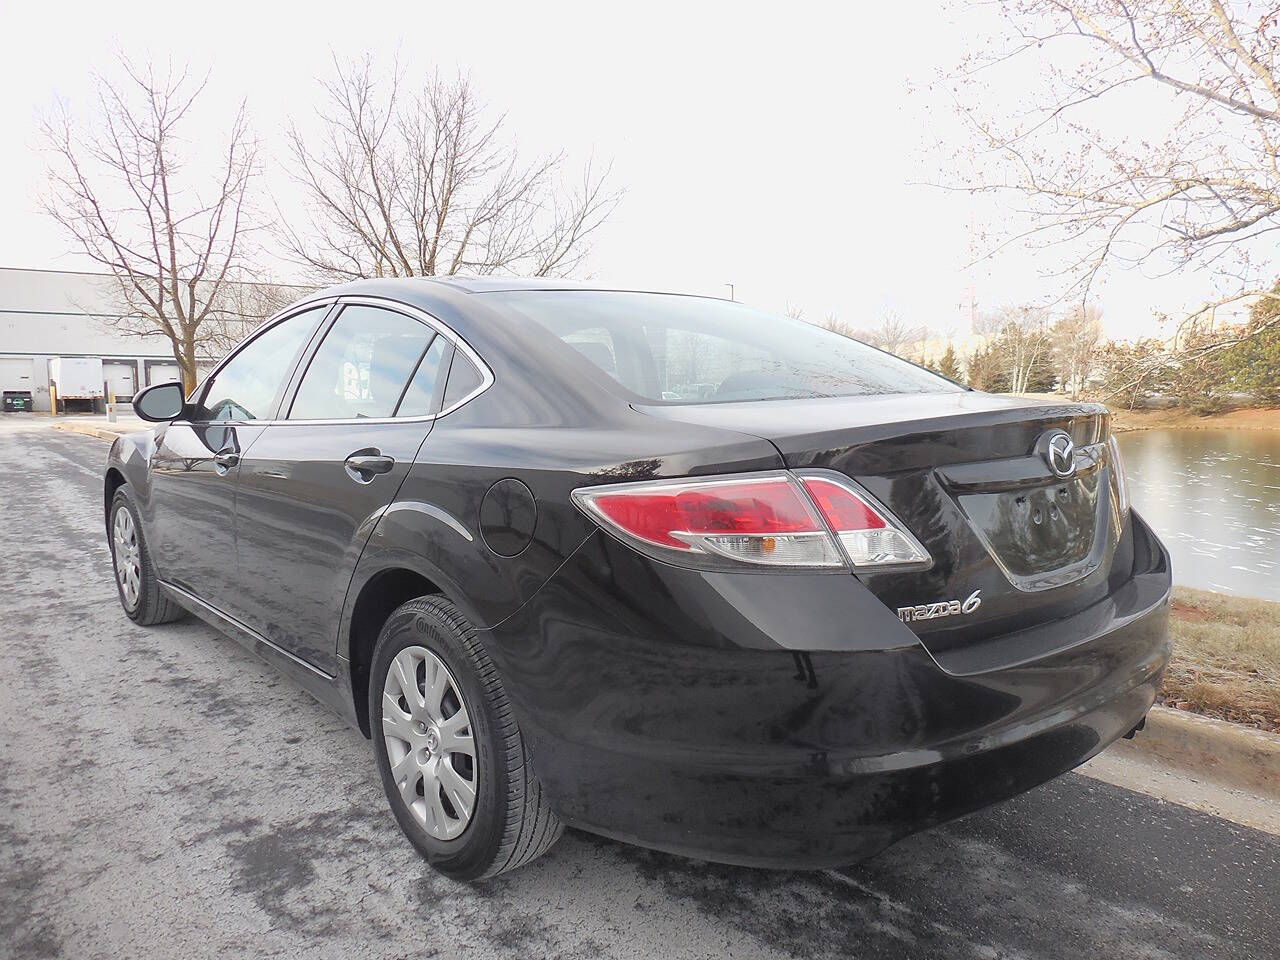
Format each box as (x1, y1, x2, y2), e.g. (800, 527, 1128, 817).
(934, 343, 962, 381)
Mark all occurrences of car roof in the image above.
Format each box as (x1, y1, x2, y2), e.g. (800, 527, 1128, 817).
(315, 275, 601, 295)
(284, 278, 743, 422)
(420, 275, 594, 293)
(320, 275, 718, 296)
(304, 277, 723, 345)
(292, 277, 638, 406)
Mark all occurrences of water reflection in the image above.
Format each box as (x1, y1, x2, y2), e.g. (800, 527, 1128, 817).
(1116, 429, 1280, 601)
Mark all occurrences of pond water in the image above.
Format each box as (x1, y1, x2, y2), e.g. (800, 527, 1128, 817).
(1115, 429, 1280, 602)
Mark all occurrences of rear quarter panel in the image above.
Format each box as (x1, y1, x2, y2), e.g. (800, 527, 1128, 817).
(343, 391, 785, 635)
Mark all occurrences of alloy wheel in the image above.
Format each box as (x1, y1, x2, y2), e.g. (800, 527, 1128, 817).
(113, 507, 141, 611)
(381, 645, 478, 840)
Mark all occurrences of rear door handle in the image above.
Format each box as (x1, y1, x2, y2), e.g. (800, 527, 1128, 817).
(213, 449, 240, 473)
(345, 451, 395, 483)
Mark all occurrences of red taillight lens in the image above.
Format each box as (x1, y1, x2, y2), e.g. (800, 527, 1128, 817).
(573, 471, 932, 572)
(799, 478, 887, 531)
(574, 475, 844, 568)
(799, 475, 930, 569)
(588, 480, 818, 550)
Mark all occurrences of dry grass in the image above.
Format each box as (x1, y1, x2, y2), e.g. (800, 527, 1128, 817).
(1162, 587, 1280, 732)
(1110, 406, 1280, 433)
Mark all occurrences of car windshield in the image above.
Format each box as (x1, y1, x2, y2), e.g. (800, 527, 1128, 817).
(487, 290, 961, 404)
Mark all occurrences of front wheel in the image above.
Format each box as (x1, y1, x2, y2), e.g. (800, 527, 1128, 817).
(109, 488, 186, 626)
(370, 596, 562, 880)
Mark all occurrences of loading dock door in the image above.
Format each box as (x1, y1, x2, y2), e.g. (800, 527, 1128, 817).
(1, 358, 36, 412)
(103, 361, 136, 401)
(0, 357, 34, 394)
(148, 362, 181, 386)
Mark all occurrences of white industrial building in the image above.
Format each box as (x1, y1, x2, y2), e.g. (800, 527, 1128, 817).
(0, 266, 306, 413)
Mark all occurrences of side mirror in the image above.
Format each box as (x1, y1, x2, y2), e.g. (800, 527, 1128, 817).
(133, 381, 187, 422)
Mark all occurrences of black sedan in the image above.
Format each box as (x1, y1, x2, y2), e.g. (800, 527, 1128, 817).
(106, 278, 1172, 879)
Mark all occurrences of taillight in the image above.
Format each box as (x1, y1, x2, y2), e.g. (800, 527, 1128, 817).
(573, 474, 844, 568)
(572, 471, 931, 572)
(798, 475, 931, 569)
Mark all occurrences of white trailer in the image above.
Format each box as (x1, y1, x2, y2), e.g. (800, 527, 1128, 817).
(49, 357, 104, 411)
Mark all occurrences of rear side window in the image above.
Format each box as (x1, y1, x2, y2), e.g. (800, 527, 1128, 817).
(487, 290, 961, 403)
(441, 352, 484, 410)
(289, 305, 433, 420)
(196, 306, 326, 421)
(395, 336, 450, 418)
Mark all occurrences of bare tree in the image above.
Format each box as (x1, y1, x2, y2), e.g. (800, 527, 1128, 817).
(282, 58, 622, 281)
(819, 313, 859, 338)
(41, 58, 258, 393)
(949, 0, 1280, 356)
(200, 276, 317, 359)
(910, 323, 936, 365)
(861, 310, 921, 356)
(987, 304, 1053, 394)
(1052, 305, 1104, 399)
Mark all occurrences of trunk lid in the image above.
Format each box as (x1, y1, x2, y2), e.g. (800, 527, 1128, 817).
(637, 392, 1127, 659)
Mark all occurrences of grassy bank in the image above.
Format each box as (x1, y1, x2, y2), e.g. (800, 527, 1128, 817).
(1003, 394, 1280, 431)
(1163, 587, 1280, 733)
(1110, 406, 1280, 433)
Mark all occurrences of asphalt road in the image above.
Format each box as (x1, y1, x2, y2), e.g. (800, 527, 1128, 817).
(2, 419, 1277, 960)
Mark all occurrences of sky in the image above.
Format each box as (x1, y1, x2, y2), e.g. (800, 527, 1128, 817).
(0, 0, 1245, 342)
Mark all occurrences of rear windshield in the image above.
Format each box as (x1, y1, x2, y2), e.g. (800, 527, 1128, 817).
(486, 290, 961, 403)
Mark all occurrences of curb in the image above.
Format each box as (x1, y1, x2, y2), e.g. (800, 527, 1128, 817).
(1114, 705, 1280, 799)
(50, 421, 129, 442)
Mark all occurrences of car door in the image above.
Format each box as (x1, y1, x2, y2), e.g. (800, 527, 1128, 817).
(233, 300, 455, 675)
(147, 304, 332, 608)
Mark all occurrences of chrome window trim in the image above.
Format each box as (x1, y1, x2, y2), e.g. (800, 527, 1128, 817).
(185, 295, 339, 406)
(181, 294, 494, 427)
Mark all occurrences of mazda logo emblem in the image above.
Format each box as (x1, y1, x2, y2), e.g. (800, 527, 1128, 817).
(1046, 432, 1076, 478)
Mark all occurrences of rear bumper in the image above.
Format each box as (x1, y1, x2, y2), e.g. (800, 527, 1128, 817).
(484, 512, 1172, 868)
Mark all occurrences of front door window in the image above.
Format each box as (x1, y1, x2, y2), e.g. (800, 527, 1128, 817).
(194, 306, 328, 421)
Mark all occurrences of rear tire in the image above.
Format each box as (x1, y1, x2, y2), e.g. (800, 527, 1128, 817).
(369, 595, 562, 880)
(109, 488, 186, 626)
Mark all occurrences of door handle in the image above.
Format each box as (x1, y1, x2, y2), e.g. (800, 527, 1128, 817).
(213, 449, 240, 473)
(344, 451, 395, 483)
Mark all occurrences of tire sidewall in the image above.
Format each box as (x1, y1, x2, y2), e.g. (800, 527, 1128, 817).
(110, 489, 151, 622)
(369, 598, 508, 875)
